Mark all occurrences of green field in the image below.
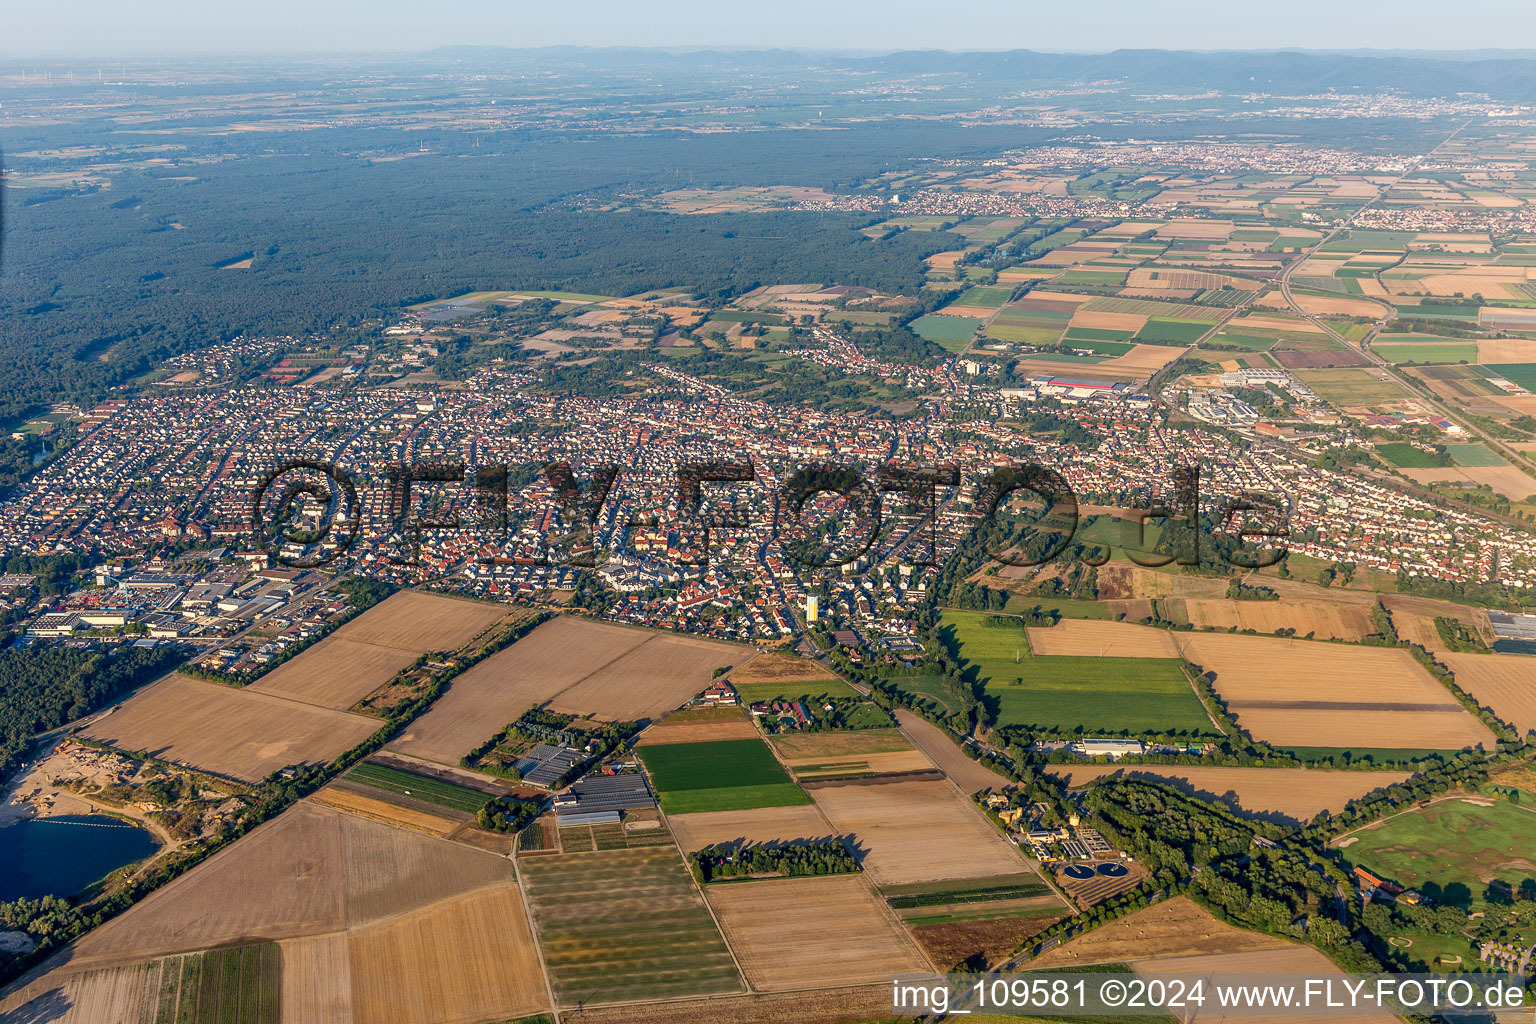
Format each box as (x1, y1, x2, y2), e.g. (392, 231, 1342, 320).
(1135, 318, 1212, 344)
(1445, 444, 1507, 468)
(1295, 368, 1412, 405)
(910, 314, 983, 350)
(1372, 343, 1477, 365)
(347, 762, 488, 814)
(141, 944, 282, 1024)
(983, 325, 1063, 345)
(519, 847, 742, 1005)
(1376, 443, 1439, 469)
(1321, 230, 1416, 252)
(637, 738, 809, 813)
(732, 678, 861, 702)
(953, 286, 1013, 308)
(1338, 799, 1536, 911)
(1207, 329, 1277, 352)
(1485, 363, 1536, 390)
(884, 673, 958, 713)
(939, 610, 1213, 735)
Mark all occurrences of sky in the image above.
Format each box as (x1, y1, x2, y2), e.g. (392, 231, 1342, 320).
(7, 0, 1536, 55)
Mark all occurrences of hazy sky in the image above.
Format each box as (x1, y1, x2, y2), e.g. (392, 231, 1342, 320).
(8, 0, 1536, 55)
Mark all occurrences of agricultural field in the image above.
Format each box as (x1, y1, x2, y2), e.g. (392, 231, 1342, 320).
(347, 883, 549, 1024)
(1048, 765, 1410, 824)
(732, 678, 861, 702)
(637, 707, 761, 745)
(666, 803, 838, 853)
(910, 314, 982, 350)
(388, 616, 746, 766)
(810, 778, 1026, 886)
(517, 847, 743, 1005)
(638, 737, 810, 814)
(704, 875, 930, 990)
(1025, 618, 1180, 658)
(307, 784, 463, 837)
(344, 761, 491, 814)
(1335, 799, 1536, 912)
(893, 709, 1014, 795)
(1027, 896, 1294, 968)
(0, 944, 282, 1024)
(728, 652, 845, 686)
(58, 802, 518, 967)
(1169, 597, 1376, 640)
(884, 874, 1068, 969)
(249, 638, 419, 711)
(942, 610, 1212, 735)
(1294, 367, 1415, 407)
(1441, 652, 1536, 736)
(81, 674, 380, 783)
(1175, 633, 1496, 750)
(1128, 947, 1399, 1023)
(331, 590, 512, 652)
(768, 727, 935, 780)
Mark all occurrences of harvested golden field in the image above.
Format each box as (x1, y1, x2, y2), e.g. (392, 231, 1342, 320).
(348, 883, 548, 1024)
(1131, 947, 1400, 1023)
(705, 876, 929, 991)
(810, 779, 1025, 886)
(1028, 896, 1292, 968)
(1442, 652, 1536, 736)
(0, 961, 153, 1023)
(1174, 633, 1495, 750)
(667, 804, 838, 852)
(895, 709, 1013, 794)
(729, 652, 837, 684)
(387, 616, 651, 765)
(1176, 598, 1376, 640)
(787, 749, 936, 781)
(249, 638, 419, 710)
(1096, 344, 1189, 376)
(1026, 618, 1180, 658)
(81, 674, 379, 783)
(1047, 765, 1409, 823)
(1293, 292, 1389, 317)
(281, 933, 353, 1024)
(332, 590, 511, 651)
(1478, 338, 1536, 362)
(306, 786, 460, 837)
(638, 715, 760, 745)
(546, 630, 752, 721)
(1068, 310, 1147, 332)
(64, 802, 516, 967)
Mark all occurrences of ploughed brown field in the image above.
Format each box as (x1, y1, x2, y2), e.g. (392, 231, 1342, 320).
(1026, 618, 1180, 658)
(388, 616, 753, 765)
(704, 875, 930, 990)
(330, 590, 512, 651)
(1440, 652, 1536, 736)
(728, 652, 839, 684)
(306, 784, 462, 837)
(1047, 765, 1410, 824)
(81, 674, 379, 783)
(1027, 896, 1293, 968)
(1174, 633, 1496, 750)
(637, 711, 760, 746)
(810, 779, 1026, 886)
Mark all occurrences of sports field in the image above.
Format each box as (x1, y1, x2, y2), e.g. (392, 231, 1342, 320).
(1336, 799, 1536, 910)
(638, 737, 810, 814)
(518, 847, 743, 1005)
(940, 611, 1213, 735)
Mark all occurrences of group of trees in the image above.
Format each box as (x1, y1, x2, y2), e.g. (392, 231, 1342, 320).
(687, 840, 859, 882)
(476, 796, 545, 834)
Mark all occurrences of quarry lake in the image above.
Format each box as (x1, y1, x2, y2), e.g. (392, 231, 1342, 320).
(0, 815, 159, 901)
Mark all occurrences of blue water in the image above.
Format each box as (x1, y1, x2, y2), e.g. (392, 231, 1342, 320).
(0, 815, 160, 901)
